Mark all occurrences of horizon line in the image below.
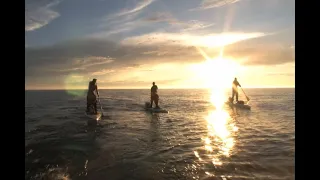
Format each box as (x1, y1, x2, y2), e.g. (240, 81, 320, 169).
(25, 86, 295, 91)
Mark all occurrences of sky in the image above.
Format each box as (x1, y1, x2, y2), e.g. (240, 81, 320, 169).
(25, 0, 295, 90)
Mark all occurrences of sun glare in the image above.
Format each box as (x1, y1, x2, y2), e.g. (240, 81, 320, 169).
(197, 109, 238, 166)
(191, 53, 241, 109)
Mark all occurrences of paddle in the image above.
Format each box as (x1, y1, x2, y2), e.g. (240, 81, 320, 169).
(97, 95, 104, 116)
(240, 87, 250, 102)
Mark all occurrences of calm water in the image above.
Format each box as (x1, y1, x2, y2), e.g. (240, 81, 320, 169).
(25, 88, 295, 180)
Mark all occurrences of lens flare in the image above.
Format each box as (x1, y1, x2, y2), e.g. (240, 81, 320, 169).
(64, 74, 87, 96)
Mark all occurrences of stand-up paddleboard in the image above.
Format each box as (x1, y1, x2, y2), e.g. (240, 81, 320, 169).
(144, 107, 169, 113)
(144, 102, 168, 113)
(225, 102, 251, 110)
(85, 112, 102, 120)
(85, 112, 102, 126)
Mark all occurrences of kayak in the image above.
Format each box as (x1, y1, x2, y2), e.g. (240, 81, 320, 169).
(225, 102, 251, 110)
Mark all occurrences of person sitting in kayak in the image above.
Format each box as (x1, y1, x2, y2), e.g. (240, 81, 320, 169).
(149, 82, 160, 108)
(86, 78, 99, 114)
(232, 77, 241, 103)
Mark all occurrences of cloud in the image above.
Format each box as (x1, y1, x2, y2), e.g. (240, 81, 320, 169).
(102, 0, 154, 22)
(180, 20, 215, 32)
(144, 12, 173, 22)
(93, 11, 216, 39)
(25, 0, 62, 31)
(92, 0, 155, 38)
(143, 12, 214, 32)
(191, 0, 241, 11)
(91, 69, 116, 76)
(116, 0, 154, 17)
(25, 32, 269, 75)
(91, 21, 140, 38)
(223, 34, 295, 66)
(73, 56, 114, 68)
(121, 32, 265, 48)
(25, 30, 293, 89)
(25, 37, 202, 81)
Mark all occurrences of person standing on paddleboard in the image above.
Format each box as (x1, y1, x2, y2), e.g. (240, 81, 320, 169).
(86, 78, 99, 114)
(232, 77, 241, 103)
(150, 82, 160, 108)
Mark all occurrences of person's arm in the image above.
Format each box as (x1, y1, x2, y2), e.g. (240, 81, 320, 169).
(238, 82, 241, 87)
(95, 85, 99, 97)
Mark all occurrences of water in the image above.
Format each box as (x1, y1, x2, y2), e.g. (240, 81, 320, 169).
(25, 88, 295, 180)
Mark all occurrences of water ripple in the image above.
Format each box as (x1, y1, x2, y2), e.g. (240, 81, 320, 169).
(25, 89, 294, 180)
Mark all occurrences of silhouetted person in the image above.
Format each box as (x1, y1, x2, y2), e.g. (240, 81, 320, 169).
(232, 78, 241, 102)
(150, 82, 160, 108)
(86, 78, 99, 114)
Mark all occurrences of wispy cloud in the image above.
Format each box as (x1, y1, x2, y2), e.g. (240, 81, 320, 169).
(93, 0, 155, 37)
(144, 12, 175, 23)
(25, 0, 62, 31)
(121, 32, 265, 48)
(91, 21, 140, 38)
(48, 56, 115, 73)
(115, 0, 154, 17)
(143, 12, 214, 32)
(102, 0, 154, 22)
(180, 20, 215, 32)
(191, 0, 241, 11)
(91, 69, 116, 76)
(73, 56, 114, 68)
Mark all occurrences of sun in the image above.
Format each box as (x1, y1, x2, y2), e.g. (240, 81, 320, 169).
(190, 55, 241, 109)
(191, 57, 240, 88)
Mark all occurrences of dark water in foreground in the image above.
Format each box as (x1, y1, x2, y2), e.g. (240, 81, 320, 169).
(25, 88, 294, 180)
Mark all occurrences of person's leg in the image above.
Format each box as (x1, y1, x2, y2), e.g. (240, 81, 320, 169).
(236, 90, 239, 102)
(86, 96, 91, 112)
(155, 94, 159, 108)
(86, 103, 90, 112)
(231, 89, 235, 102)
(94, 101, 97, 114)
(150, 95, 154, 108)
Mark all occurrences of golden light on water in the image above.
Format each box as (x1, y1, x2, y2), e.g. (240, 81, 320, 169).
(202, 109, 237, 166)
(206, 110, 231, 140)
(192, 48, 239, 168)
(210, 88, 227, 110)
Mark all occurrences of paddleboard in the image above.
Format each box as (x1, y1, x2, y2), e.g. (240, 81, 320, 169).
(85, 112, 102, 120)
(226, 102, 251, 110)
(145, 107, 169, 113)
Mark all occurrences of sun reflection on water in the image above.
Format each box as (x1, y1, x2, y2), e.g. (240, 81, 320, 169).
(193, 87, 239, 170)
(206, 109, 236, 158)
(190, 47, 241, 178)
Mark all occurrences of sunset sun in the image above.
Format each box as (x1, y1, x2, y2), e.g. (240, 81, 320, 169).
(191, 51, 241, 109)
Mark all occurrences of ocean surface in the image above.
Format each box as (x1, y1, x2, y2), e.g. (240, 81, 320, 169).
(25, 88, 295, 180)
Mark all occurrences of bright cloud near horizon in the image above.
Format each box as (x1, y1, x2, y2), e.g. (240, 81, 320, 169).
(25, 0, 295, 90)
